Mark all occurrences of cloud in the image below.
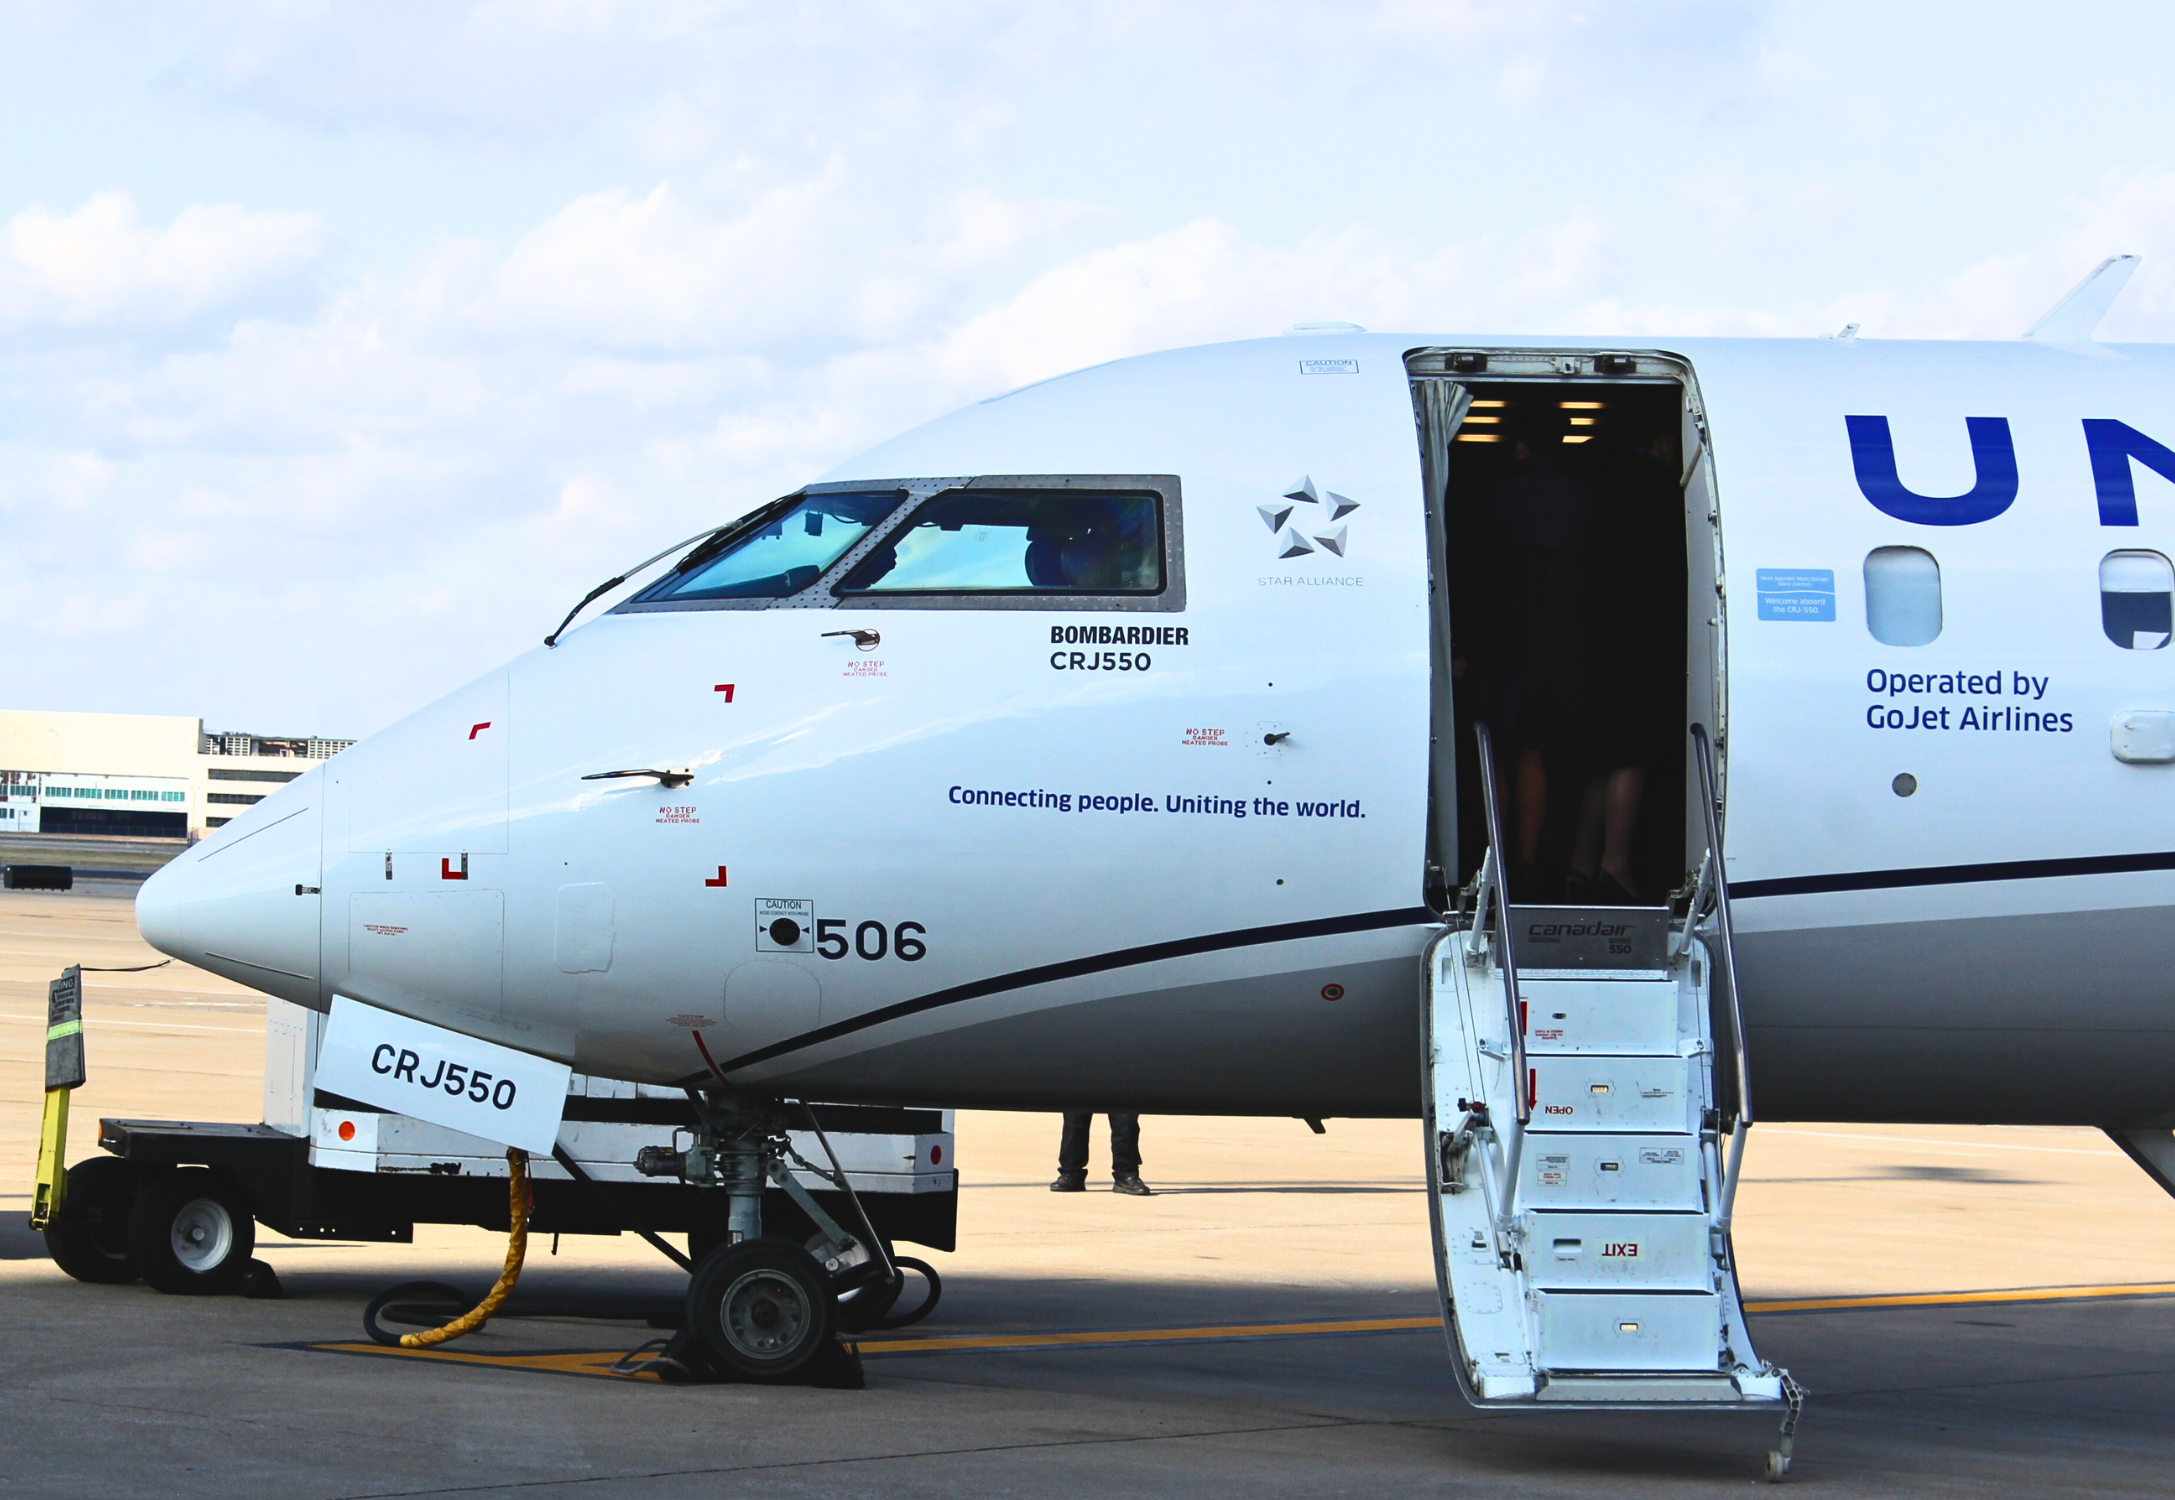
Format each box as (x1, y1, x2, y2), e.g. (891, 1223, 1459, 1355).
(153, 0, 1782, 143)
(0, 192, 323, 331)
(1881, 171, 2175, 342)
(4, 165, 2160, 733)
(464, 176, 1105, 355)
(902, 210, 1622, 396)
(0, 0, 2170, 739)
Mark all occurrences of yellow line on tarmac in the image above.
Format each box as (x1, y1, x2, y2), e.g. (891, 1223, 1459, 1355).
(859, 1315, 1442, 1354)
(307, 1282, 2175, 1379)
(1743, 1281, 2175, 1313)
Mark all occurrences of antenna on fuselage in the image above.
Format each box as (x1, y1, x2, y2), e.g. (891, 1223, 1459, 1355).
(2023, 254, 2142, 341)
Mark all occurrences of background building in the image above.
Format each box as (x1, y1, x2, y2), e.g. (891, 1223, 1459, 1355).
(0, 710, 351, 839)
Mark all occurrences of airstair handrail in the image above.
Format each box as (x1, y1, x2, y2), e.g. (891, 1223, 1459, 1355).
(1471, 724, 1531, 1127)
(1690, 723, 1754, 1128)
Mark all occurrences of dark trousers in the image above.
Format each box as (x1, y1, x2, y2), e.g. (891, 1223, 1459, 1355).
(1059, 1113, 1141, 1176)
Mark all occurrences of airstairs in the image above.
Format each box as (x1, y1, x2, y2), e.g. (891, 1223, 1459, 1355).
(1425, 725, 1801, 1471)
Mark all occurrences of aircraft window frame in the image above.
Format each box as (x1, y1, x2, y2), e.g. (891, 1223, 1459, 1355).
(618, 475, 1186, 615)
(2099, 549, 2174, 651)
(614, 487, 910, 614)
(830, 487, 1161, 602)
(1863, 544, 1943, 647)
(824, 475, 1184, 613)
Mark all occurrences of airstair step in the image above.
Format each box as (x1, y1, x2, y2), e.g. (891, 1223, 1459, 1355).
(1530, 1054, 1702, 1132)
(1518, 974, 1688, 1055)
(1525, 1212, 1713, 1290)
(1532, 1289, 1724, 1373)
(1523, 1134, 1705, 1209)
(1536, 1373, 1771, 1405)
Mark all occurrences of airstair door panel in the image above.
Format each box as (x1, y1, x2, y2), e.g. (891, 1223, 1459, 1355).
(1424, 903, 1789, 1412)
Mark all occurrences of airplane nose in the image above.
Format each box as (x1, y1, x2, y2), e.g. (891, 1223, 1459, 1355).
(137, 784, 324, 1006)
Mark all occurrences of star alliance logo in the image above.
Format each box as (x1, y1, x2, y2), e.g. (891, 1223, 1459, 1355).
(1258, 475, 1359, 559)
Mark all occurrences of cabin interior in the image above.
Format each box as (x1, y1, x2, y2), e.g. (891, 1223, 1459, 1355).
(1437, 378, 1692, 907)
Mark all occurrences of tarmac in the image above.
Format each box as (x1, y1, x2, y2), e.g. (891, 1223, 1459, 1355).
(5, 880, 2175, 1497)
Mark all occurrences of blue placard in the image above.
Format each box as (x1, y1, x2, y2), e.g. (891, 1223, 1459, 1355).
(1756, 568, 1835, 621)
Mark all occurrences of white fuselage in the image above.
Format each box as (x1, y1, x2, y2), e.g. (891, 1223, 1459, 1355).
(138, 333, 2175, 1127)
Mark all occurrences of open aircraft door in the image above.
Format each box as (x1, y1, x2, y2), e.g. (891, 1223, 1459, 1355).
(1405, 350, 1792, 1463)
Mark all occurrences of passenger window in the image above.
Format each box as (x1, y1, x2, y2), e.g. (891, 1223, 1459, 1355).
(836, 490, 1162, 595)
(1863, 546, 1942, 646)
(634, 491, 903, 602)
(2100, 550, 2174, 649)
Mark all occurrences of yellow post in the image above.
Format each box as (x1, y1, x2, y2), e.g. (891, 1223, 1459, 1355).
(34, 966, 85, 1232)
(30, 1086, 69, 1230)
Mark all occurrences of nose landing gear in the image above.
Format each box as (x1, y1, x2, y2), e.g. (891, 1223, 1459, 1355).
(630, 1090, 943, 1386)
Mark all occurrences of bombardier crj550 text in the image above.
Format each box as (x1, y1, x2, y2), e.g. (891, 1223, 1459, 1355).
(135, 258, 2175, 1441)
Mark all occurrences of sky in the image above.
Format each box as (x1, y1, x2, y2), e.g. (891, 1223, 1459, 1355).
(6, 0, 2175, 736)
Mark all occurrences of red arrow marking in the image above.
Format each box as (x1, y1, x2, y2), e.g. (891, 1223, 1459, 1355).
(713, 685, 734, 702)
(469, 722, 492, 739)
(704, 866, 729, 887)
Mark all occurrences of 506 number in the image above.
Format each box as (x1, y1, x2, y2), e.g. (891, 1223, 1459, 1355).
(817, 919, 926, 962)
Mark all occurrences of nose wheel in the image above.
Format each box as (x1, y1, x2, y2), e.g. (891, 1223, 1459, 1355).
(687, 1239, 837, 1382)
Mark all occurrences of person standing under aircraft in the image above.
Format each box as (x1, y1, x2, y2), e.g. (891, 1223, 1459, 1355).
(1477, 404, 1592, 900)
(1053, 1113, 1152, 1195)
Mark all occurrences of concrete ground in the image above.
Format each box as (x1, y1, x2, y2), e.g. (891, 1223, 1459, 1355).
(5, 884, 2175, 1497)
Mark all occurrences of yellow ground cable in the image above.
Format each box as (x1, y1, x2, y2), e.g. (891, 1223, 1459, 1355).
(400, 1148, 531, 1349)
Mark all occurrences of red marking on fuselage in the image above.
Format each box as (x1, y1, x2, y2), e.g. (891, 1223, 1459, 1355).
(469, 722, 492, 739)
(704, 866, 729, 887)
(442, 858, 467, 880)
(713, 684, 735, 702)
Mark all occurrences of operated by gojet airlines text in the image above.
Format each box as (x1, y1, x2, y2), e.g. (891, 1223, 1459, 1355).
(1863, 668, 2072, 733)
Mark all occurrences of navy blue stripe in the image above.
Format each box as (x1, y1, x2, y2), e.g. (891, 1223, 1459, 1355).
(1733, 849, 2175, 900)
(712, 906, 1441, 1075)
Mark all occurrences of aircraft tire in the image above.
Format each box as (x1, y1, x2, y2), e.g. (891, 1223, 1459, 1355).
(128, 1167, 256, 1295)
(43, 1156, 140, 1284)
(687, 1238, 836, 1382)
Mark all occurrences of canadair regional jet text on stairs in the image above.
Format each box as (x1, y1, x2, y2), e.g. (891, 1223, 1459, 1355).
(133, 255, 2175, 1446)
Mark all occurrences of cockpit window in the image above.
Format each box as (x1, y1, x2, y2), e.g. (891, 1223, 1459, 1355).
(632, 491, 903, 603)
(834, 490, 1162, 596)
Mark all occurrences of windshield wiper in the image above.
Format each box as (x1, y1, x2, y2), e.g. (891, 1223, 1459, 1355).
(543, 497, 809, 647)
(542, 526, 723, 648)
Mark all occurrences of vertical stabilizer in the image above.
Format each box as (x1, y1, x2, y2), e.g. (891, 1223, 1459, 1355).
(2023, 254, 2141, 341)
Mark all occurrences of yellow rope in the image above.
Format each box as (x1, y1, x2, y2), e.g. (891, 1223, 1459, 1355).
(401, 1148, 530, 1349)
